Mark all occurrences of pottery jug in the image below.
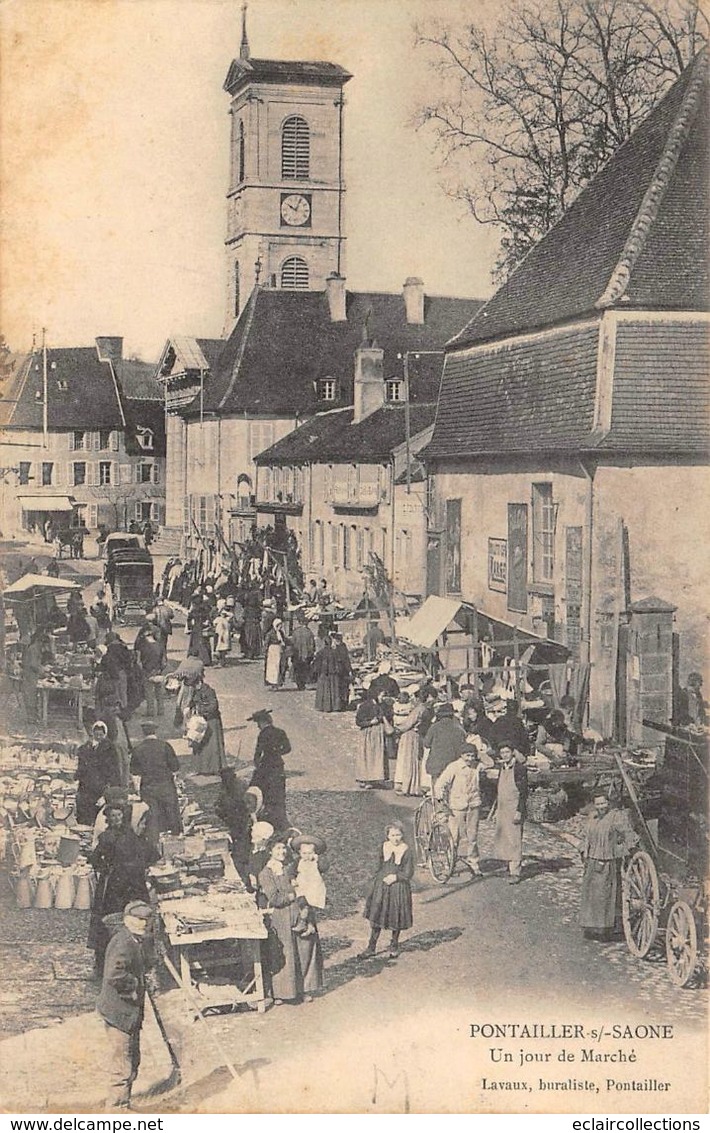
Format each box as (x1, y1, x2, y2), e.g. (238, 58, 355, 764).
(74, 873, 93, 910)
(34, 873, 54, 909)
(54, 870, 76, 909)
(15, 871, 34, 908)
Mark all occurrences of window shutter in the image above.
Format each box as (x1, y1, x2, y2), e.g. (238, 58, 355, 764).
(85, 462, 95, 487)
(88, 503, 98, 528)
(110, 430, 119, 452)
(152, 463, 160, 484)
(135, 502, 142, 521)
(68, 432, 75, 451)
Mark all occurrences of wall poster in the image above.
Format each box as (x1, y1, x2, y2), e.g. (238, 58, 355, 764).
(507, 502, 529, 613)
(488, 537, 507, 592)
(445, 497, 462, 594)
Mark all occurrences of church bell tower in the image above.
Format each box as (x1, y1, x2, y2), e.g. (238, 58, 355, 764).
(222, 6, 352, 333)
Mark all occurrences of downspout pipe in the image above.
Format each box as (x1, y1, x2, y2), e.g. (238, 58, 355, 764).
(578, 457, 595, 724)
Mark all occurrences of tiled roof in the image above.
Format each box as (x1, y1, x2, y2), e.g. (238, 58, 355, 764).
(195, 289, 482, 418)
(255, 404, 437, 465)
(115, 358, 162, 401)
(3, 346, 125, 431)
(598, 320, 710, 452)
(425, 324, 600, 459)
(0, 353, 32, 428)
(451, 50, 709, 350)
(224, 58, 352, 96)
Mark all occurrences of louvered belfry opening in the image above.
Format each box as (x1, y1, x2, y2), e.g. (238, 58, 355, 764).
(281, 256, 309, 289)
(281, 115, 310, 179)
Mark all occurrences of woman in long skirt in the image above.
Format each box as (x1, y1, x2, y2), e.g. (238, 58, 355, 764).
(394, 690, 426, 796)
(579, 792, 638, 938)
(313, 637, 341, 712)
(263, 619, 287, 688)
(257, 838, 322, 1003)
(493, 744, 528, 883)
(360, 822, 413, 959)
(354, 690, 389, 789)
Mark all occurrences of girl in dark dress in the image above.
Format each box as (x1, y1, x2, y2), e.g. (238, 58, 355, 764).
(360, 822, 414, 960)
(87, 803, 158, 974)
(75, 722, 121, 826)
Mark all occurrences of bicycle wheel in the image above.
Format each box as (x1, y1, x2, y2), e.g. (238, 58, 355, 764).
(428, 820, 456, 883)
(414, 797, 434, 866)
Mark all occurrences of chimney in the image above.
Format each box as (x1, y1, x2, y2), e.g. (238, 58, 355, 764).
(95, 337, 124, 366)
(325, 273, 347, 322)
(353, 340, 385, 424)
(402, 277, 424, 325)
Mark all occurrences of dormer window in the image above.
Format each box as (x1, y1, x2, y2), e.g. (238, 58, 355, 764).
(57, 379, 68, 391)
(136, 427, 154, 451)
(319, 378, 338, 402)
(386, 380, 404, 402)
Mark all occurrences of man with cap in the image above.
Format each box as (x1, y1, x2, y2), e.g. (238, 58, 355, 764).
(435, 739, 494, 875)
(130, 721, 182, 834)
(490, 698, 531, 758)
(290, 614, 316, 691)
(423, 703, 466, 791)
(96, 900, 153, 1110)
(248, 709, 291, 830)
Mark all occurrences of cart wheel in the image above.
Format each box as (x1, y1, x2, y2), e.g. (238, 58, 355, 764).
(414, 797, 434, 867)
(665, 900, 698, 988)
(428, 820, 456, 884)
(622, 850, 660, 958)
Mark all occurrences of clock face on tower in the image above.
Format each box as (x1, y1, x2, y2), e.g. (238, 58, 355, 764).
(280, 192, 312, 227)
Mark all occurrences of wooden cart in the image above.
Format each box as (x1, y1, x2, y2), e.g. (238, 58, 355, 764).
(620, 725, 708, 988)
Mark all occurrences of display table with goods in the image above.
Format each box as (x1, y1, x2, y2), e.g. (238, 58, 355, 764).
(149, 830, 268, 1016)
(0, 739, 97, 910)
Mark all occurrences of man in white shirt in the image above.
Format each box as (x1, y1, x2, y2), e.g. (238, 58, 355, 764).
(435, 740, 493, 875)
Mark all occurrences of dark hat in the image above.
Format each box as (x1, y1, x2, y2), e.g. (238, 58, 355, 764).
(291, 833, 327, 855)
(123, 901, 153, 921)
(141, 720, 158, 735)
(103, 786, 129, 806)
(247, 708, 273, 724)
(436, 703, 455, 718)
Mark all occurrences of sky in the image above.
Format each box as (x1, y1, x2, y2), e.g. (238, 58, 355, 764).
(0, 0, 501, 360)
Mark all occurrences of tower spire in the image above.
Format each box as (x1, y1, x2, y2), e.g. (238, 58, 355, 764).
(240, 2, 250, 60)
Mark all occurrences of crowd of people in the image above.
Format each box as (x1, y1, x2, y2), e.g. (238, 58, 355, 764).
(11, 551, 685, 1113)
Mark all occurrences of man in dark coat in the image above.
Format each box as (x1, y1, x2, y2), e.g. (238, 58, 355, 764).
(96, 900, 153, 1110)
(130, 721, 182, 833)
(134, 628, 164, 717)
(75, 721, 121, 825)
(423, 703, 466, 788)
(290, 616, 316, 690)
(490, 699, 531, 757)
(248, 709, 291, 830)
(332, 632, 353, 710)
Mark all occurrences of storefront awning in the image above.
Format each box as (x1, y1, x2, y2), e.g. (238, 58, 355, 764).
(400, 595, 570, 664)
(17, 495, 77, 512)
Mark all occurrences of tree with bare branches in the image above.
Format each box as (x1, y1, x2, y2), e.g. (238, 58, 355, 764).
(414, 0, 707, 277)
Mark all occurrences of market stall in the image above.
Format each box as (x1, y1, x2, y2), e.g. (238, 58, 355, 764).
(3, 574, 80, 641)
(149, 832, 268, 1015)
(398, 595, 575, 704)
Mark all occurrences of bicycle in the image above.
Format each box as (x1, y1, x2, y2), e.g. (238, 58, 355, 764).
(414, 793, 457, 884)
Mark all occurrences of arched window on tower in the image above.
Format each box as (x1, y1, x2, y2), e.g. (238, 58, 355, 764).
(281, 256, 309, 290)
(281, 116, 310, 180)
(238, 120, 246, 182)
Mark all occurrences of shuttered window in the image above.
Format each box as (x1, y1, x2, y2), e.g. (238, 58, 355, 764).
(281, 116, 309, 180)
(532, 482, 555, 583)
(281, 256, 309, 290)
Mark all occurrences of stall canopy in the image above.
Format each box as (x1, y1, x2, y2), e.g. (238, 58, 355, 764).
(3, 575, 81, 598)
(17, 495, 77, 512)
(400, 595, 570, 666)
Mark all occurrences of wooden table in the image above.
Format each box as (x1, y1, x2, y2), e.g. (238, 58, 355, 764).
(36, 682, 86, 726)
(153, 851, 269, 1016)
